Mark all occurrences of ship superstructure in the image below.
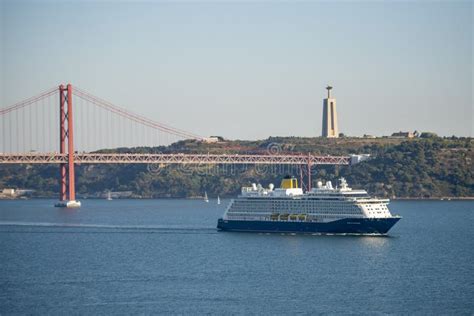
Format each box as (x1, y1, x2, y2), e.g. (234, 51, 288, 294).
(217, 176, 401, 235)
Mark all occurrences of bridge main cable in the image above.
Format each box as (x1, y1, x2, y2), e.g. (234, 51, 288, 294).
(0, 87, 57, 115)
(73, 86, 203, 141)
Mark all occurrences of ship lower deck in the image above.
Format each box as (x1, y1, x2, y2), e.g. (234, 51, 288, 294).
(217, 217, 401, 235)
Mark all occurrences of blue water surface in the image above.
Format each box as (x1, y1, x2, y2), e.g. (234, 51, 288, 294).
(0, 199, 473, 315)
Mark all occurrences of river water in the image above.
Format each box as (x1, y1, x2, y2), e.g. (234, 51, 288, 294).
(0, 199, 473, 314)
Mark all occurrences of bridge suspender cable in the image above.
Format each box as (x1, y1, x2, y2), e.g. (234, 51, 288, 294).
(0, 85, 203, 142)
(73, 86, 203, 141)
(0, 87, 57, 115)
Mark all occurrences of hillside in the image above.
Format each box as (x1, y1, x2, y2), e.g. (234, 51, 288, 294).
(0, 137, 472, 199)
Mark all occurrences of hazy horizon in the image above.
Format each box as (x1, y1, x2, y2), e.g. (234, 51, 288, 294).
(1, 1, 472, 140)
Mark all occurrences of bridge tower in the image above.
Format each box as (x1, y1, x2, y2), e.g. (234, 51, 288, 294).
(56, 84, 80, 208)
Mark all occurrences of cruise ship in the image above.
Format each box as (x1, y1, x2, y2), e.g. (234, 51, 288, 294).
(217, 176, 401, 235)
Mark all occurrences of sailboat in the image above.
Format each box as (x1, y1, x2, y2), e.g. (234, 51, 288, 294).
(217, 195, 221, 205)
(204, 191, 209, 203)
(107, 191, 112, 201)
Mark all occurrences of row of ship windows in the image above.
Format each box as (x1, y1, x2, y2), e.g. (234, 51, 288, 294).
(232, 204, 361, 208)
(233, 206, 361, 211)
(227, 211, 361, 216)
(241, 198, 350, 201)
(227, 215, 360, 221)
(230, 206, 362, 213)
(237, 200, 362, 205)
(234, 204, 367, 211)
(230, 211, 362, 216)
(233, 202, 363, 208)
(241, 201, 388, 208)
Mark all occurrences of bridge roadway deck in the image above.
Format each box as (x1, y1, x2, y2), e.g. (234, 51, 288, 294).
(0, 153, 350, 165)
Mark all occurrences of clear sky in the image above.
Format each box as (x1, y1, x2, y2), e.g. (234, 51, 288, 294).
(1, 0, 472, 140)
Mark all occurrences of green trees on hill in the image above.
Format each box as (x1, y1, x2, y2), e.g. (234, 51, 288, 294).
(0, 137, 472, 198)
(338, 139, 472, 197)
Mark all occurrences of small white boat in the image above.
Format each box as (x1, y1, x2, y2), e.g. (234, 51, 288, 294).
(217, 195, 221, 205)
(107, 191, 112, 201)
(204, 191, 209, 203)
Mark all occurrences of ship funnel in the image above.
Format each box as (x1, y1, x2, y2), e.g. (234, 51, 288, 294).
(281, 176, 298, 189)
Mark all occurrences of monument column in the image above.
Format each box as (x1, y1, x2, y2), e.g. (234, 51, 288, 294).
(321, 85, 338, 138)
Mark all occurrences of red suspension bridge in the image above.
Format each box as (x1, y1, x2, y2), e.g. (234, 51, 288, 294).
(0, 84, 351, 207)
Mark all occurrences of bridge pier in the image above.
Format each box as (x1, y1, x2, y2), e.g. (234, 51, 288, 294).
(55, 84, 80, 208)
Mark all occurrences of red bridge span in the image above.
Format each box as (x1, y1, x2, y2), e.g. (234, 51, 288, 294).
(0, 153, 349, 165)
(0, 84, 351, 207)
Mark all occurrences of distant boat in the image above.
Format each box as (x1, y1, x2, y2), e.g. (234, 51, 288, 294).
(204, 191, 209, 203)
(107, 191, 112, 201)
(217, 195, 221, 205)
